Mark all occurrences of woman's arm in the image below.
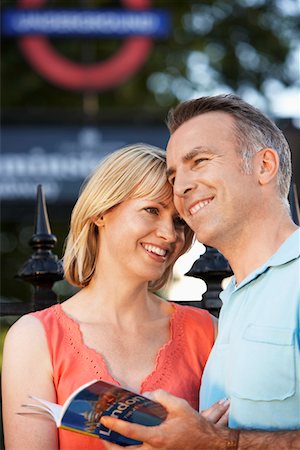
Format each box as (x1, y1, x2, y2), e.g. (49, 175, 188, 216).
(2, 314, 59, 450)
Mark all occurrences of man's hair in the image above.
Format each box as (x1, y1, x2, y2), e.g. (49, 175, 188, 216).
(63, 143, 194, 291)
(167, 94, 292, 199)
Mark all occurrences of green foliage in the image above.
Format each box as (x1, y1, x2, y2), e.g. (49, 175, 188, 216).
(0, 322, 11, 371)
(1, 0, 299, 305)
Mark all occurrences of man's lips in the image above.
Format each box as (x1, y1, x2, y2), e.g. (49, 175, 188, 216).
(188, 197, 213, 215)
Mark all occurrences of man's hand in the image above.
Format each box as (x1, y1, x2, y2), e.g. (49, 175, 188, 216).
(100, 389, 300, 450)
(100, 389, 228, 450)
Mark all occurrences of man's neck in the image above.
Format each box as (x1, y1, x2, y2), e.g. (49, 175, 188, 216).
(220, 219, 298, 286)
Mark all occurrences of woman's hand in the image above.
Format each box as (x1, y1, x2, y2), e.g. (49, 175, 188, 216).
(201, 399, 230, 427)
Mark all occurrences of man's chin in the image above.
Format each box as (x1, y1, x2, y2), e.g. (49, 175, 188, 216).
(194, 229, 214, 247)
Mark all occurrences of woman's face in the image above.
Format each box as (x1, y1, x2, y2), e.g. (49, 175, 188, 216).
(96, 194, 186, 284)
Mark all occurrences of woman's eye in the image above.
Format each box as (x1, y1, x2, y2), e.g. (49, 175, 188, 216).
(145, 207, 159, 215)
(173, 216, 186, 227)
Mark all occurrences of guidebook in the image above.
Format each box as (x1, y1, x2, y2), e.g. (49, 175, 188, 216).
(20, 379, 167, 446)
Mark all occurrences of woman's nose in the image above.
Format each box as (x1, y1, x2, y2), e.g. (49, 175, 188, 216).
(157, 220, 177, 243)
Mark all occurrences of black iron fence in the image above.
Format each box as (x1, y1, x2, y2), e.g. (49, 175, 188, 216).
(1, 185, 64, 316)
(1, 183, 299, 317)
(0, 183, 299, 450)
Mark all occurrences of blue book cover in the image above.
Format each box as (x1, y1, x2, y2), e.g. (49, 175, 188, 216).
(21, 379, 167, 446)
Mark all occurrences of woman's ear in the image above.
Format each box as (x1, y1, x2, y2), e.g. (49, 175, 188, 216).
(256, 147, 279, 186)
(94, 216, 105, 227)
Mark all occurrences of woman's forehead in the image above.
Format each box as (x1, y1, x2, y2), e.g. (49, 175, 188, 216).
(148, 186, 173, 203)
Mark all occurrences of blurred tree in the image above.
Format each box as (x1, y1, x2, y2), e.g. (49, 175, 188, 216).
(0, 0, 299, 307)
(1, 0, 299, 121)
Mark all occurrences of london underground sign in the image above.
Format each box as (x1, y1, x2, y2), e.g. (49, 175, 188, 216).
(2, 0, 170, 91)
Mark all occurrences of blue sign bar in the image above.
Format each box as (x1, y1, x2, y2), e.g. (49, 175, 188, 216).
(2, 8, 170, 37)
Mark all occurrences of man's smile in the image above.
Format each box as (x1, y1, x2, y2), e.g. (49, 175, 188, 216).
(188, 197, 214, 216)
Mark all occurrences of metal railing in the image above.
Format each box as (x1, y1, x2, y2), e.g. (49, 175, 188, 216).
(1, 183, 299, 318)
(1, 185, 63, 316)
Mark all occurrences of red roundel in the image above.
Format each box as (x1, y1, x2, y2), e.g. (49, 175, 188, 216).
(18, 0, 153, 90)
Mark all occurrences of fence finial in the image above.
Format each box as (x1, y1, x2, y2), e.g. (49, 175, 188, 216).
(16, 185, 64, 311)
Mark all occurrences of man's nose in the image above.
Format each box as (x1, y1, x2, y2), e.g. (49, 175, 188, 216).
(173, 171, 195, 198)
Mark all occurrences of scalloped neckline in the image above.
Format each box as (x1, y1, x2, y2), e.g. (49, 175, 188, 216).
(55, 302, 183, 393)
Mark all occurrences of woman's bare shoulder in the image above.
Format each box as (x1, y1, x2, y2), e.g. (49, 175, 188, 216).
(6, 313, 45, 336)
(3, 313, 49, 359)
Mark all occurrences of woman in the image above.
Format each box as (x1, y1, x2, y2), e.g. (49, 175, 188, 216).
(2, 144, 224, 450)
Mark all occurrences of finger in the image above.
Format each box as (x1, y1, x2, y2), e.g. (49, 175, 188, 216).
(100, 416, 157, 443)
(141, 391, 153, 400)
(101, 440, 123, 450)
(148, 389, 191, 415)
(216, 408, 229, 427)
(101, 438, 143, 450)
(201, 399, 230, 423)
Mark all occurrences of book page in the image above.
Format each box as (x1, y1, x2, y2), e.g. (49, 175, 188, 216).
(24, 396, 63, 425)
(19, 380, 99, 427)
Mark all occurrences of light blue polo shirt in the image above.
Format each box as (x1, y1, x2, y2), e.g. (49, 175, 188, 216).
(200, 228, 300, 430)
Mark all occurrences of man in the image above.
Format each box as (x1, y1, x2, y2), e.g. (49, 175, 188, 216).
(101, 94, 300, 449)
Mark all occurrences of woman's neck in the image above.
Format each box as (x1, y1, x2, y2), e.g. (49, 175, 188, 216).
(66, 271, 166, 329)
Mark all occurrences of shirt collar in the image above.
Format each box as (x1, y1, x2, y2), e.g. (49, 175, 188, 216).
(220, 228, 300, 300)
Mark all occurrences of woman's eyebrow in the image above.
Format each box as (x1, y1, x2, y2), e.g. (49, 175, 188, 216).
(166, 167, 175, 179)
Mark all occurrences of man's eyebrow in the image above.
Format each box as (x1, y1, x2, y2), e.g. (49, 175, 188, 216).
(184, 146, 215, 160)
(166, 147, 211, 179)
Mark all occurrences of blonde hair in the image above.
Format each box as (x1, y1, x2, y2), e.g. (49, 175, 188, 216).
(63, 143, 194, 291)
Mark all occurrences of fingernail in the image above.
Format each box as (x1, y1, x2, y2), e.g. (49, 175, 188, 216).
(142, 391, 154, 400)
(219, 399, 230, 407)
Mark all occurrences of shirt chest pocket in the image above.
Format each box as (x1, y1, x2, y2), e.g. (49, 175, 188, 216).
(229, 324, 295, 401)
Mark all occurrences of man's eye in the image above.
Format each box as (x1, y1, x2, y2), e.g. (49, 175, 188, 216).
(145, 207, 159, 215)
(195, 158, 208, 165)
(173, 216, 186, 227)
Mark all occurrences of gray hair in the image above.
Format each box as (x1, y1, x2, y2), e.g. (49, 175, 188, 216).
(167, 94, 292, 200)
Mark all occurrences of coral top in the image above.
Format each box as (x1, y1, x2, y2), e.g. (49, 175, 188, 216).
(32, 302, 214, 450)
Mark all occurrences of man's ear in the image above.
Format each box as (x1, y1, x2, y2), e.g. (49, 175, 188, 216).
(256, 147, 279, 186)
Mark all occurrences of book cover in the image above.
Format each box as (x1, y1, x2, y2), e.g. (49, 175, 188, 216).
(21, 379, 167, 446)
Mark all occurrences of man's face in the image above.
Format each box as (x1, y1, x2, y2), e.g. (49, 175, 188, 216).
(166, 111, 259, 249)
